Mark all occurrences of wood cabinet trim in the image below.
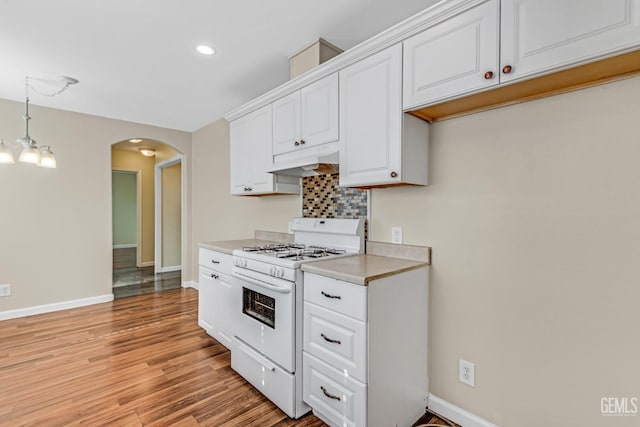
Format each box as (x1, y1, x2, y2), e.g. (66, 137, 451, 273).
(408, 49, 640, 123)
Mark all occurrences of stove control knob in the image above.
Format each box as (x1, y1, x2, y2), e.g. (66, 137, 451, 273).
(279, 268, 285, 278)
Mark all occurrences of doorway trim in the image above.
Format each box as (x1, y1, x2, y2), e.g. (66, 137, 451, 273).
(154, 154, 184, 274)
(112, 169, 143, 268)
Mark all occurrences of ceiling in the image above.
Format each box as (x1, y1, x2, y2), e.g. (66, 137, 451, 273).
(0, 0, 439, 132)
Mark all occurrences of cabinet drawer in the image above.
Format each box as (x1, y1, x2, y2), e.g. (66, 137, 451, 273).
(304, 273, 367, 321)
(198, 248, 232, 274)
(304, 302, 366, 383)
(303, 352, 366, 427)
(232, 338, 296, 418)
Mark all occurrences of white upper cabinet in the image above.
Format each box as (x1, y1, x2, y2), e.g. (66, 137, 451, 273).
(500, 0, 640, 83)
(403, 0, 500, 109)
(272, 92, 301, 156)
(272, 73, 339, 159)
(403, 0, 640, 110)
(230, 105, 299, 196)
(340, 44, 429, 188)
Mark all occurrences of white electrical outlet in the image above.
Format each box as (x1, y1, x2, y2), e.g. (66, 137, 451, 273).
(0, 284, 11, 297)
(391, 227, 403, 244)
(459, 359, 475, 387)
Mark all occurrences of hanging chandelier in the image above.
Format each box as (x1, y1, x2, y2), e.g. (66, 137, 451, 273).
(0, 76, 79, 168)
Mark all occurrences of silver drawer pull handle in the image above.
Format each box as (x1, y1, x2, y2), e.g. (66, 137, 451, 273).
(321, 333, 341, 345)
(321, 291, 341, 300)
(320, 386, 341, 401)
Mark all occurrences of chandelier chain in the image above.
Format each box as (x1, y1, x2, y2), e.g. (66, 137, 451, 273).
(26, 79, 73, 98)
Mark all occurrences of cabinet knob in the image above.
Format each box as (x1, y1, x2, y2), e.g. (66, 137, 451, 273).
(484, 71, 494, 79)
(390, 171, 398, 178)
(294, 141, 300, 146)
(246, 187, 252, 192)
(211, 260, 220, 264)
(210, 273, 219, 279)
(502, 65, 513, 74)
(300, 139, 306, 145)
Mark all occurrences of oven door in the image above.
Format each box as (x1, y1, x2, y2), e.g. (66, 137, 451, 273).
(232, 267, 295, 373)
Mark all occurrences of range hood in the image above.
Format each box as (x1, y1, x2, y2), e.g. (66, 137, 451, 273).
(267, 151, 339, 177)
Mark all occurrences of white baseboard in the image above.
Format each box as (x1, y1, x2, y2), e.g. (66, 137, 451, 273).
(113, 244, 137, 249)
(428, 394, 499, 427)
(160, 265, 181, 273)
(0, 294, 114, 321)
(139, 261, 154, 268)
(183, 281, 199, 290)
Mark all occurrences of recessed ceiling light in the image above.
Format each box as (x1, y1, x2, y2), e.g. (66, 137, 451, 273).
(129, 138, 143, 143)
(196, 45, 215, 55)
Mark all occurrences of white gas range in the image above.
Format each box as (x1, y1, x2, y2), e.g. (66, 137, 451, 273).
(230, 218, 365, 418)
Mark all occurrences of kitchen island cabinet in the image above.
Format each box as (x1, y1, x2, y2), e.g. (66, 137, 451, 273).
(300, 245, 431, 427)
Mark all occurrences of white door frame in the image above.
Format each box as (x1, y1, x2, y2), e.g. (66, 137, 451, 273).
(112, 169, 143, 268)
(154, 154, 184, 274)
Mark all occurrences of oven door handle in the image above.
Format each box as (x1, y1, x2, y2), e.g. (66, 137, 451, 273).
(232, 269, 292, 294)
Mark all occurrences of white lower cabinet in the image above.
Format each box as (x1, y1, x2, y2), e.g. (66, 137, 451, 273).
(303, 352, 367, 427)
(198, 248, 238, 349)
(302, 269, 429, 427)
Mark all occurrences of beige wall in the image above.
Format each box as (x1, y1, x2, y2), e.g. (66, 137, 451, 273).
(190, 118, 299, 281)
(112, 171, 137, 246)
(0, 98, 191, 312)
(112, 149, 156, 264)
(162, 162, 182, 268)
(370, 76, 640, 426)
(155, 144, 179, 163)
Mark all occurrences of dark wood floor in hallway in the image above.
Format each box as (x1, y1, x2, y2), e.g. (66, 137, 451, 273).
(113, 247, 182, 299)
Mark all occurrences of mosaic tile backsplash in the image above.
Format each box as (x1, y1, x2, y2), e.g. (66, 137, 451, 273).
(302, 173, 367, 219)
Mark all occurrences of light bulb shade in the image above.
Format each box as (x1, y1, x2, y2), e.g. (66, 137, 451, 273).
(139, 148, 156, 157)
(38, 147, 57, 168)
(19, 146, 41, 164)
(0, 140, 16, 164)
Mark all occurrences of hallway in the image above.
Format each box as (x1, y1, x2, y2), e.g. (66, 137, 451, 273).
(113, 248, 181, 299)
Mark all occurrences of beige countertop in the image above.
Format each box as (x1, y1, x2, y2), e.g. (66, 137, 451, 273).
(301, 253, 429, 286)
(199, 230, 293, 255)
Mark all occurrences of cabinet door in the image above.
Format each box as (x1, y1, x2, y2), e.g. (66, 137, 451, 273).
(500, 0, 640, 83)
(403, 0, 499, 109)
(339, 44, 403, 187)
(272, 92, 301, 156)
(300, 73, 339, 148)
(246, 105, 275, 193)
(198, 267, 216, 335)
(230, 105, 275, 195)
(229, 116, 251, 195)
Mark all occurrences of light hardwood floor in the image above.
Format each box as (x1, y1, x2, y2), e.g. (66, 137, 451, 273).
(0, 288, 324, 426)
(0, 288, 456, 426)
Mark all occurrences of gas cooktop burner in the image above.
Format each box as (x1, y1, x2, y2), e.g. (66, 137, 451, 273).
(240, 244, 347, 260)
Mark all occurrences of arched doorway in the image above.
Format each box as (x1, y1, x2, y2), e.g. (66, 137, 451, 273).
(111, 138, 184, 298)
